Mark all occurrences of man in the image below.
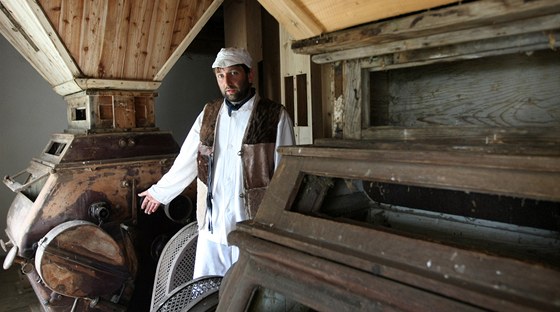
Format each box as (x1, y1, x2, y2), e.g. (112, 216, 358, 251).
(139, 47, 295, 278)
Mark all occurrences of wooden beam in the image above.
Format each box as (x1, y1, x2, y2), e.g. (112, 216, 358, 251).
(53, 78, 161, 96)
(354, 126, 560, 149)
(291, 0, 560, 55)
(75, 78, 161, 91)
(258, 0, 324, 40)
(155, 0, 223, 81)
(0, 0, 81, 88)
(312, 12, 560, 64)
(341, 60, 362, 140)
(297, 0, 458, 36)
(356, 28, 560, 72)
(223, 0, 263, 93)
(53, 80, 82, 96)
(259, 0, 460, 40)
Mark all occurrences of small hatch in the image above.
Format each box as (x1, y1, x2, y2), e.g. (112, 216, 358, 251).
(46, 141, 66, 156)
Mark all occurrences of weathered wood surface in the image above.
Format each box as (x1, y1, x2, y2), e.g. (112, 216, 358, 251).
(341, 60, 362, 140)
(313, 13, 560, 64)
(239, 144, 560, 311)
(292, 0, 560, 56)
(323, 127, 560, 156)
(54, 78, 161, 96)
(39, 0, 218, 80)
(0, 0, 222, 95)
(369, 50, 560, 128)
(229, 218, 560, 311)
(355, 28, 560, 72)
(258, 0, 459, 40)
(0, 0, 79, 88)
(221, 230, 487, 311)
(328, 5, 560, 139)
(274, 144, 560, 203)
(64, 90, 158, 131)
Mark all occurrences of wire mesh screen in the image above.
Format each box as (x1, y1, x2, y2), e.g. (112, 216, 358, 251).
(156, 276, 222, 312)
(151, 222, 198, 311)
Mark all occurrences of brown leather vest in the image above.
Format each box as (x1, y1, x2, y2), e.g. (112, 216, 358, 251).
(197, 97, 283, 218)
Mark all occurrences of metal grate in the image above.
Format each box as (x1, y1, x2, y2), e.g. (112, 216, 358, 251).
(156, 276, 222, 312)
(151, 222, 198, 312)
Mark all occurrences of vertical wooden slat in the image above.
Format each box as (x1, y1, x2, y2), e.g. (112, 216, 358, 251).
(79, 0, 108, 77)
(144, 0, 179, 79)
(156, 0, 224, 81)
(223, 0, 262, 91)
(39, 0, 61, 33)
(284, 76, 295, 122)
(332, 62, 343, 138)
(143, 0, 161, 79)
(343, 60, 361, 139)
(124, 0, 155, 79)
(57, 0, 83, 65)
(100, 0, 131, 79)
(296, 73, 308, 126)
(310, 61, 324, 139)
(114, 96, 136, 128)
(170, 0, 191, 53)
(171, 0, 206, 52)
(261, 8, 280, 102)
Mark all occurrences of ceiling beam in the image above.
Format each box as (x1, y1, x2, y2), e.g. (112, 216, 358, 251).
(0, 0, 81, 92)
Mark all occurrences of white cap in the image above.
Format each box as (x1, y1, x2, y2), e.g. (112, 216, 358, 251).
(211, 47, 252, 69)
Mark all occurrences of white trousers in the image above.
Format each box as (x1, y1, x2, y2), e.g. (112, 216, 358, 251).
(193, 234, 239, 278)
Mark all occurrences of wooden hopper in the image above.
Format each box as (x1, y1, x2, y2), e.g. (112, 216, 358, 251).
(0, 0, 223, 132)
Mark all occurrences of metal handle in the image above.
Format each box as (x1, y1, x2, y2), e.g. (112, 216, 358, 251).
(3, 170, 48, 193)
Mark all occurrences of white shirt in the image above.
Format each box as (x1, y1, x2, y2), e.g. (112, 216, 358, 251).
(148, 94, 294, 245)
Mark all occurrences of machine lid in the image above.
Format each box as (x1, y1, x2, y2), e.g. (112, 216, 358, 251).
(35, 220, 131, 298)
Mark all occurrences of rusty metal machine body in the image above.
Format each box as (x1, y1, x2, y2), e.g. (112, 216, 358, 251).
(2, 91, 194, 311)
(5, 131, 178, 254)
(0, 1, 216, 309)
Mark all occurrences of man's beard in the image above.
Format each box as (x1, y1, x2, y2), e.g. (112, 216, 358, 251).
(223, 84, 251, 103)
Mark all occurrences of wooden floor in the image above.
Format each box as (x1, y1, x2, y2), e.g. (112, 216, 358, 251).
(0, 259, 42, 312)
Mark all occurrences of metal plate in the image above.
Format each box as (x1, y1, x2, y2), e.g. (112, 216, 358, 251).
(35, 220, 131, 298)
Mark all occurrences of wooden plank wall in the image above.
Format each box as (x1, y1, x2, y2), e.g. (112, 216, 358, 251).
(370, 50, 560, 128)
(294, 0, 560, 140)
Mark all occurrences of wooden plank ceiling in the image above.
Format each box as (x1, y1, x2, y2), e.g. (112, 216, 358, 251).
(258, 0, 461, 40)
(38, 0, 217, 81)
(0, 0, 223, 95)
(0, 0, 460, 96)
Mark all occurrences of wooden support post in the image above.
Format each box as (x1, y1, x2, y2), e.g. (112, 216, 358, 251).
(223, 0, 262, 92)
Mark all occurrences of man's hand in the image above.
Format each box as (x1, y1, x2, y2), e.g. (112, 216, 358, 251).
(139, 190, 162, 215)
